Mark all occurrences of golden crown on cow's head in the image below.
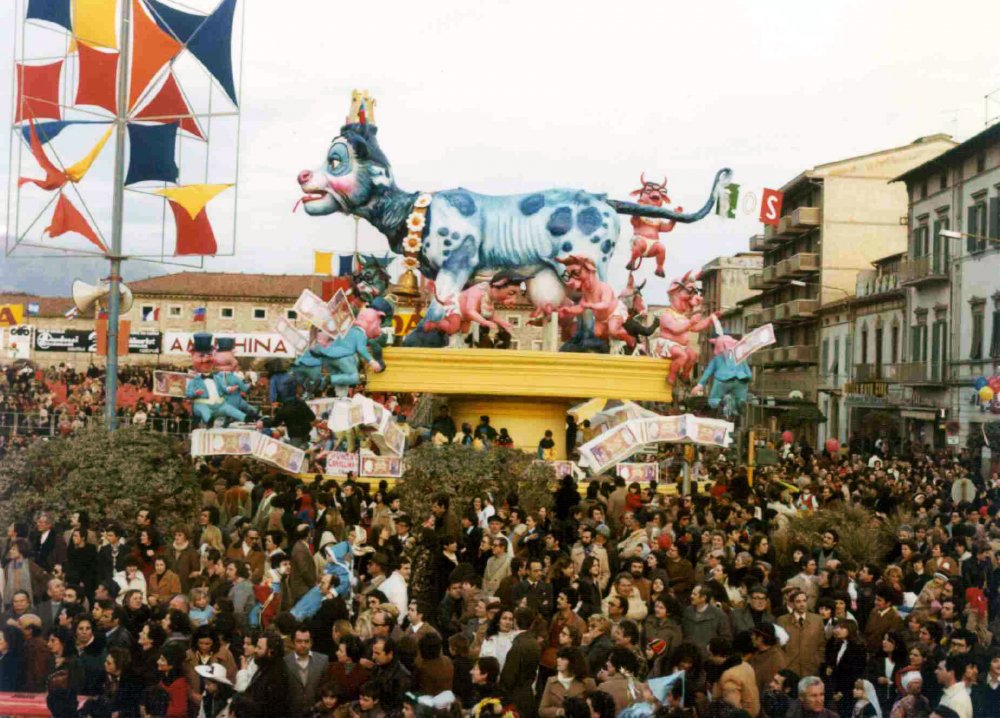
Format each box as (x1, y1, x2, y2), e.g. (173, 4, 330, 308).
(346, 89, 377, 126)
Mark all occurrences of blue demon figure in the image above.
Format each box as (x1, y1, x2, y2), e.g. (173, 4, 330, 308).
(185, 332, 247, 427)
(352, 253, 393, 305)
(691, 333, 752, 420)
(296, 98, 730, 347)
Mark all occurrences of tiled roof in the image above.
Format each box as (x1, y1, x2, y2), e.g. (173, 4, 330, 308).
(0, 292, 74, 318)
(128, 272, 328, 300)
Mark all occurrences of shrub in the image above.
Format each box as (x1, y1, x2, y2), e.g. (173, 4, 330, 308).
(0, 426, 199, 532)
(773, 502, 895, 570)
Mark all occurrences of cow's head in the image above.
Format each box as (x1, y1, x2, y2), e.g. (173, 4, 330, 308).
(630, 172, 670, 206)
(621, 274, 647, 315)
(297, 123, 394, 216)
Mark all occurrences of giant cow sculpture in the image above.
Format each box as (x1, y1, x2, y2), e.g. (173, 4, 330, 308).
(297, 99, 730, 347)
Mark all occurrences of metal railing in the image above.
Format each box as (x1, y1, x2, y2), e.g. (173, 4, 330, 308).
(0, 410, 194, 438)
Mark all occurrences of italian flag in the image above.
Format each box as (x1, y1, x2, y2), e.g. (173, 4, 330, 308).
(715, 182, 740, 219)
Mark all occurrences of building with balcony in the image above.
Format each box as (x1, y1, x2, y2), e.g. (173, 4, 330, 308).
(746, 134, 956, 441)
(894, 121, 1000, 448)
(698, 252, 762, 366)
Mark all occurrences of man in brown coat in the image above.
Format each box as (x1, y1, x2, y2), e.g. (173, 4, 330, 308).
(776, 590, 825, 678)
(606, 478, 628, 528)
(289, 524, 317, 603)
(166, 525, 202, 594)
(225, 527, 267, 583)
(749, 622, 787, 694)
(863, 586, 903, 654)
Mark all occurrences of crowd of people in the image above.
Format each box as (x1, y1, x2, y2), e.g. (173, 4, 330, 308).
(0, 420, 996, 718)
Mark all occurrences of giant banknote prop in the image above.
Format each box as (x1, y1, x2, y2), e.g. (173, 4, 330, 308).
(296, 92, 731, 349)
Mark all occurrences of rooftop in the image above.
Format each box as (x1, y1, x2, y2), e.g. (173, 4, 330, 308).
(893, 122, 1000, 185)
(128, 272, 328, 300)
(0, 292, 74, 318)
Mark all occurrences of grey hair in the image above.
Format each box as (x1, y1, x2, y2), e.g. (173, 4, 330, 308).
(798, 676, 824, 696)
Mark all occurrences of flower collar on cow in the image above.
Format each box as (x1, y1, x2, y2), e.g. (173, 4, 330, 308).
(402, 193, 433, 270)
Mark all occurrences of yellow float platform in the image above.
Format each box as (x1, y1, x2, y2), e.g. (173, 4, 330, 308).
(367, 348, 672, 460)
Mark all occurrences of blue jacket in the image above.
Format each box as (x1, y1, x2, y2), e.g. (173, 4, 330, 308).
(698, 353, 751, 385)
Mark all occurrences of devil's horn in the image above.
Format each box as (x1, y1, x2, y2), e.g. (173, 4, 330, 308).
(637, 279, 647, 293)
(662, 176, 668, 189)
(640, 171, 646, 186)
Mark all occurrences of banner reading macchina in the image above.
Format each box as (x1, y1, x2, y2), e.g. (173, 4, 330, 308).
(163, 332, 298, 358)
(33, 329, 162, 354)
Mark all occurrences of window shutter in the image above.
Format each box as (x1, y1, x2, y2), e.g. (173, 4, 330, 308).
(991, 197, 1000, 240)
(968, 206, 978, 252)
(990, 311, 1000, 359)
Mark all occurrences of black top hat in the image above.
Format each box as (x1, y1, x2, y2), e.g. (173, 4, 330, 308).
(215, 337, 236, 352)
(192, 333, 214, 353)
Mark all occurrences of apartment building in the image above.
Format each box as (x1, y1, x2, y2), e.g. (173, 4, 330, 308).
(744, 134, 956, 439)
(894, 121, 1000, 448)
(698, 252, 762, 366)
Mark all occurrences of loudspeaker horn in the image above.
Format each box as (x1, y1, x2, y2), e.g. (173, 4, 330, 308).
(71, 279, 134, 315)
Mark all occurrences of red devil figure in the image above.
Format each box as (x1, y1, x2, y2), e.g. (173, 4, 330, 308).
(626, 173, 681, 278)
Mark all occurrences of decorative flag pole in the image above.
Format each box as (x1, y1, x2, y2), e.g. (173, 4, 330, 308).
(104, 0, 133, 431)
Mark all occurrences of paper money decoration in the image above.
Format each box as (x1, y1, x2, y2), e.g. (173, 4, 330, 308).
(322, 395, 406, 456)
(191, 429, 306, 473)
(732, 322, 775, 363)
(273, 316, 309, 355)
(617, 462, 659, 483)
(325, 451, 359, 476)
(153, 370, 190, 397)
(578, 414, 734, 474)
(359, 451, 403, 478)
(292, 288, 354, 340)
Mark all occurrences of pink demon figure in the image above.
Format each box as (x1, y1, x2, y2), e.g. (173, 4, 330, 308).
(657, 270, 717, 384)
(556, 255, 634, 346)
(424, 271, 523, 335)
(625, 174, 682, 278)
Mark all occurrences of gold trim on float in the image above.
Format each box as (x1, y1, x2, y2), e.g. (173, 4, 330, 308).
(366, 348, 673, 403)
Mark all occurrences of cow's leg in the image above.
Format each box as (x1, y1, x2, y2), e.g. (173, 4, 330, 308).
(405, 240, 477, 347)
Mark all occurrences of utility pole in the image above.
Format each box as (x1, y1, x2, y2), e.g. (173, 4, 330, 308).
(104, 0, 132, 430)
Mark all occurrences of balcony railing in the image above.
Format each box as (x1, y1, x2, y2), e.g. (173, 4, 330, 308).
(774, 252, 819, 280)
(784, 345, 819, 364)
(896, 361, 947, 384)
(856, 272, 901, 298)
(749, 234, 767, 252)
(744, 310, 763, 329)
(900, 255, 948, 285)
(754, 369, 818, 399)
(853, 363, 902, 382)
(748, 272, 766, 291)
(773, 299, 819, 323)
(767, 206, 821, 243)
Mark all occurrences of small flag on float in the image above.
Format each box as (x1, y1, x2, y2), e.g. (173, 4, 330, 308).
(715, 182, 740, 219)
(336, 254, 355, 276)
(142, 306, 159, 321)
(314, 251, 332, 275)
(193, 307, 207, 322)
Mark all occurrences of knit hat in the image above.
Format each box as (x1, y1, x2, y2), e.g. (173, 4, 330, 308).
(657, 533, 672, 551)
(647, 638, 667, 657)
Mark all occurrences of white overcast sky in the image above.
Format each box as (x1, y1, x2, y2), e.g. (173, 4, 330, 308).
(3, 0, 1000, 296)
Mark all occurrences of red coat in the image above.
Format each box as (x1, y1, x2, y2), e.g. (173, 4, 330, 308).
(159, 676, 189, 718)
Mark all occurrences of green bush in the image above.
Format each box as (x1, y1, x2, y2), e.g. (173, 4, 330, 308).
(0, 426, 199, 531)
(398, 443, 555, 522)
(773, 503, 895, 569)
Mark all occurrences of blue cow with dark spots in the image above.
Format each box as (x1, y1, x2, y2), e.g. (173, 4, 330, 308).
(297, 106, 730, 348)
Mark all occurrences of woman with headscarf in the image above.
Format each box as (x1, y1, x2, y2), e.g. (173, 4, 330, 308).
(889, 670, 930, 718)
(851, 679, 881, 718)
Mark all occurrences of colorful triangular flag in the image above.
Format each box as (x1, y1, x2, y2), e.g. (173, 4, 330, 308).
(168, 202, 217, 256)
(75, 42, 118, 114)
(185, 0, 238, 106)
(128, 0, 183, 109)
(15, 61, 63, 123)
(73, 0, 118, 49)
(65, 126, 114, 183)
(45, 193, 108, 253)
(26, 0, 72, 32)
(144, 0, 205, 44)
(18, 118, 68, 191)
(134, 72, 205, 139)
(125, 122, 179, 185)
(154, 184, 231, 219)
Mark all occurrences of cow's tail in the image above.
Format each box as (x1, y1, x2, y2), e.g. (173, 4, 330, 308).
(608, 168, 732, 223)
